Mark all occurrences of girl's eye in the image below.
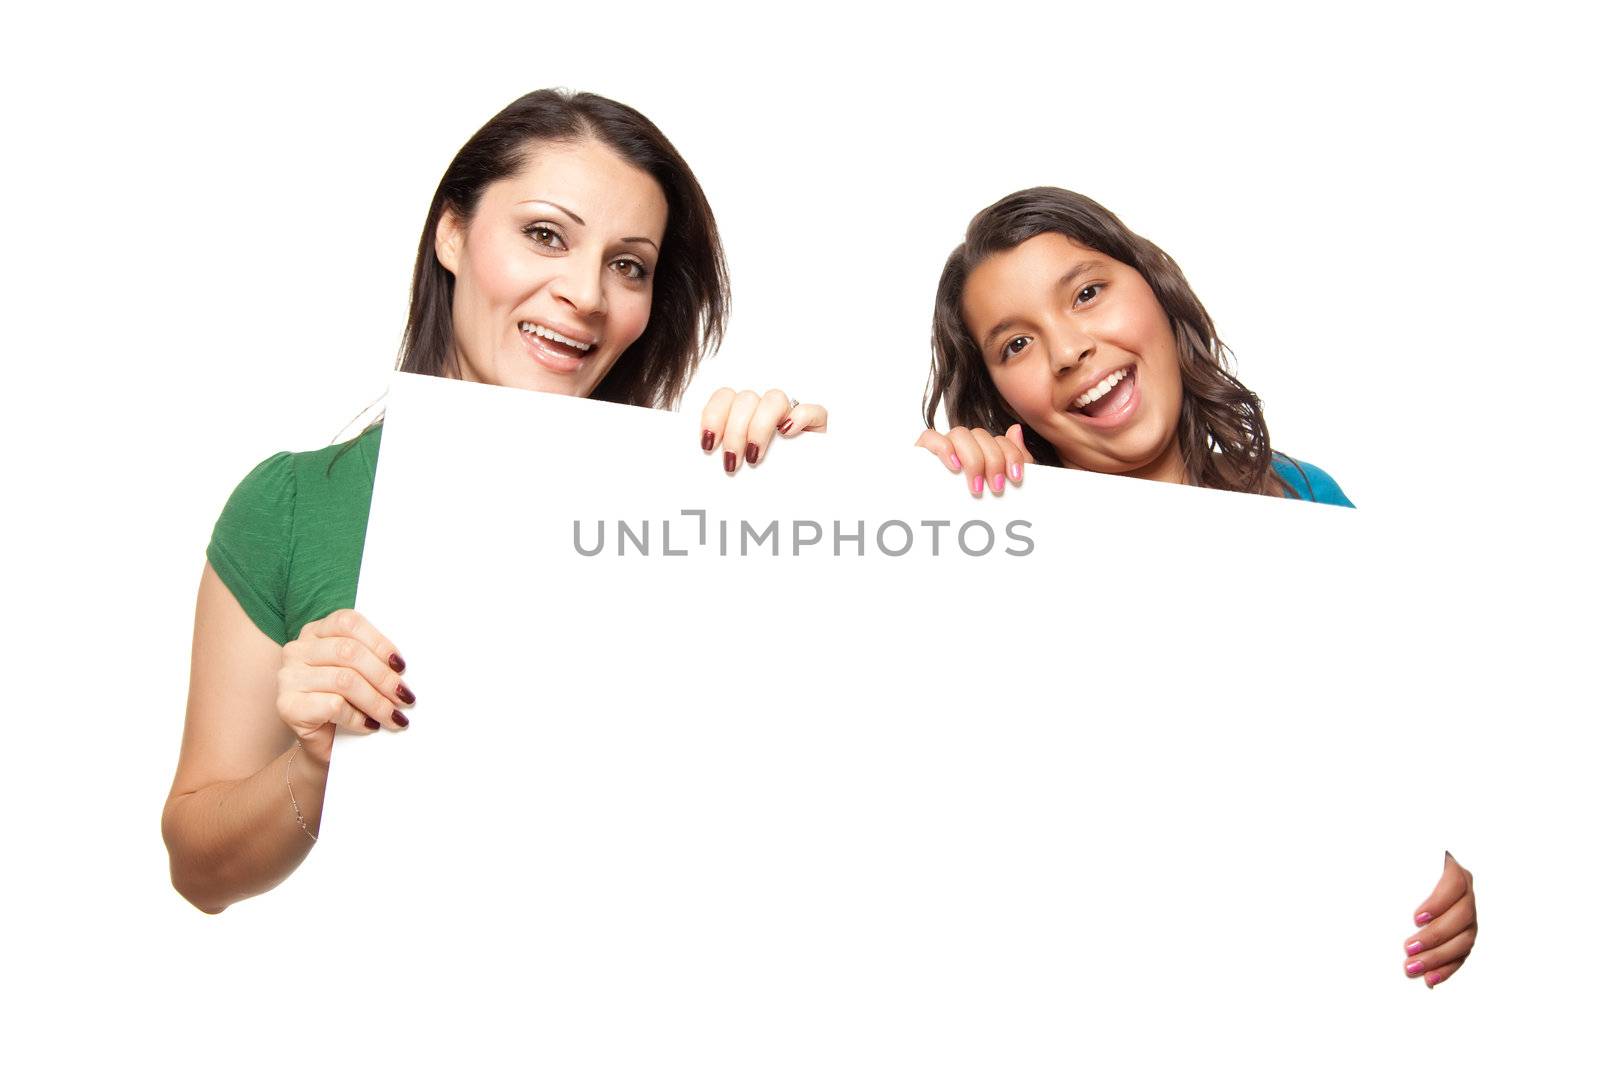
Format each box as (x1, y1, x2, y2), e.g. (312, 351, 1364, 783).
(1074, 283, 1103, 306)
(1001, 336, 1031, 361)
(525, 224, 566, 250)
(613, 258, 649, 282)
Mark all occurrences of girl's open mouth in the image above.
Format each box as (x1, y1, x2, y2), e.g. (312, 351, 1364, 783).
(1067, 364, 1140, 427)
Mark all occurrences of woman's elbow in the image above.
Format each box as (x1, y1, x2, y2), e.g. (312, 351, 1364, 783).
(161, 795, 231, 915)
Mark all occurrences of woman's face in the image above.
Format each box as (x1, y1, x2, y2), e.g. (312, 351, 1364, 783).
(962, 233, 1186, 482)
(435, 138, 669, 397)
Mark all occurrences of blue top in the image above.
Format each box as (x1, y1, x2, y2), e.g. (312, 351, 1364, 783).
(1272, 455, 1354, 507)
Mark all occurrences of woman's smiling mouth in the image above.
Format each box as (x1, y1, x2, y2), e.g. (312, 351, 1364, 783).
(1066, 364, 1140, 427)
(519, 320, 598, 373)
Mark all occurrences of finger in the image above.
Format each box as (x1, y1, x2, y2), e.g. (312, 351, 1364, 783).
(294, 664, 410, 731)
(995, 433, 1027, 487)
(297, 636, 415, 710)
(969, 428, 1007, 496)
(914, 429, 964, 474)
(300, 609, 405, 676)
(283, 690, 380, 736)
(1404, 924, 1476, 980)
(743, 389, 791, 466)
(1404, 881, 1476, 955)
(946, 428, 988, 496)
(720, 389, 761, 474)
(779, 403, 827, 436)
(1414, 851, 1470, 926)
(1005, 423, 1036, 464)
(1422, 958, 1464, 989)
(699, 386, 736, 452)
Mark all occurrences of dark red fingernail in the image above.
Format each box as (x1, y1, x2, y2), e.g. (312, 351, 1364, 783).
(364, 714, 381, 730)
(389, 652, 406, 673)
(723, 450, 736, 473)
(392, 710, 410, 729)
(396, 683, 416, 705)
(777, 418, 793, 434)
(701, 429, 715, 451)
(745, 442, 758, 464)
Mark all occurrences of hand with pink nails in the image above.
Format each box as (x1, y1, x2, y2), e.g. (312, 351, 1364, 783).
(1404, 851, 1476, 988)
(700, 387, 828, 474)
(915, 423, 1034, 498)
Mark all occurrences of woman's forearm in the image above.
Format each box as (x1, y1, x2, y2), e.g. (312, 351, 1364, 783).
(161, 739, 330, 913)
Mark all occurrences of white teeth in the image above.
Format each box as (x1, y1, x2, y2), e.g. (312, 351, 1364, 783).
(1071, 368, 1130, 410)
(520, 322, 593, 352)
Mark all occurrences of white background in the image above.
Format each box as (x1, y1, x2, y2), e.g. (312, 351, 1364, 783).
(3, 0, 1595, 1062)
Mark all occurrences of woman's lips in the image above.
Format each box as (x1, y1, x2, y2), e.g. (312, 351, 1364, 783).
(1067, 366, 1140, 428)
(519, 325, 589, 373)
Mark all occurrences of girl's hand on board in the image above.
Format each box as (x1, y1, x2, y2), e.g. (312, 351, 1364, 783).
(915, 423, 1033, 498)
(277, 609, 415, 760)
(700, 388, 827, 474)
(1404, 851, 1476, 988)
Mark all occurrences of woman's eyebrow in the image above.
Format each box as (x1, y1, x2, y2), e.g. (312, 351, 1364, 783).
(516, 199, 657, 251)
(518, 198, 585, 225)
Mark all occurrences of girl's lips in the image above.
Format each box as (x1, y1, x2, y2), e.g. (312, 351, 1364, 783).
(1066, 365, 1140, 429)
(520, 325, 589, 374)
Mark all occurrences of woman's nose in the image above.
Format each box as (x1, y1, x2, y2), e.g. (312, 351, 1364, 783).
(551, 258, 607, 318)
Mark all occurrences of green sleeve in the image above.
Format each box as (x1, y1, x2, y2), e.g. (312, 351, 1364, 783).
(206, 452, 296, 644)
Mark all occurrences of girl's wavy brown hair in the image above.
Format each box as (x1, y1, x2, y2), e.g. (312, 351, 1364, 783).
(926, 187, 1288, 496)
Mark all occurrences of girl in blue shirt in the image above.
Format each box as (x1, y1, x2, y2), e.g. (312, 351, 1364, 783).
(917, 186, 1350, 506)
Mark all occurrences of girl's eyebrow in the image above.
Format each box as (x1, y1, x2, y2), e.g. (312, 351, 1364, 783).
(980, 259, 1109, 350)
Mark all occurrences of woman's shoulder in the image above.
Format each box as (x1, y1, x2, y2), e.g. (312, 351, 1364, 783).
(206, 424, 384, 643)
(1270, 453, 1354, 508)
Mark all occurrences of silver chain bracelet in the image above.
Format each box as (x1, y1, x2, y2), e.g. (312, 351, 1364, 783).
(286, 739, 318, 843)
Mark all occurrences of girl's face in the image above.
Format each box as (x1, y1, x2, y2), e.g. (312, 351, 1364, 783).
(435, 138, 668, 398)
(962, 233, 1186, 483)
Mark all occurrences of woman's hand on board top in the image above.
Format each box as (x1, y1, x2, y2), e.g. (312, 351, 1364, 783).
(277, 608, 415, 760)
(700, 388, 827, 474)
(1404, 851, 1476, 988)
(915, 423, 1033, 498)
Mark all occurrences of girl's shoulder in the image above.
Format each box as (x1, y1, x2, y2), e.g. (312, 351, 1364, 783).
(1270, 454, 1354, 508)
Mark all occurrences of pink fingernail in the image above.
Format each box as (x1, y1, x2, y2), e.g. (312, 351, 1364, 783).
(1405, 940, 1423, 956)
(1424, 973, 1438, 988)
(1414, 912, 1433, 926)
(947, 452, 963, 471)
(1010, 463, 1022, 482)
(970, 475, 983, 495)
(989, 473, 1004, 494)
(1405, 959, 1425, 975)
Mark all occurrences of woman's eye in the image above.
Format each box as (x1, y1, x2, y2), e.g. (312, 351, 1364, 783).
(613, 258, 649, 282)
(1075, 283, 1102, 306)
(525, 224, 565, 250)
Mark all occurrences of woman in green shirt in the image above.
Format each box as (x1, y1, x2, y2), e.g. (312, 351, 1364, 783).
(162, 90, 828, 912)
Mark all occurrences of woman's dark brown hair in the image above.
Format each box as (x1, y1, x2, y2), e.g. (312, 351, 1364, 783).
(926, 187, 1287, 496)
(399, 89, 729, 410)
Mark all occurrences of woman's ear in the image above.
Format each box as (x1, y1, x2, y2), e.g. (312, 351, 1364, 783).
(434, 208, 464, 276)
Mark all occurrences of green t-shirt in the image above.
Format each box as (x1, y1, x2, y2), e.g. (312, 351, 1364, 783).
(206, 425, 383, 644)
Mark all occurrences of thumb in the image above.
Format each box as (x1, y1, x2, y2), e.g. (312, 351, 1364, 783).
(1006, 423, 1035, 463)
